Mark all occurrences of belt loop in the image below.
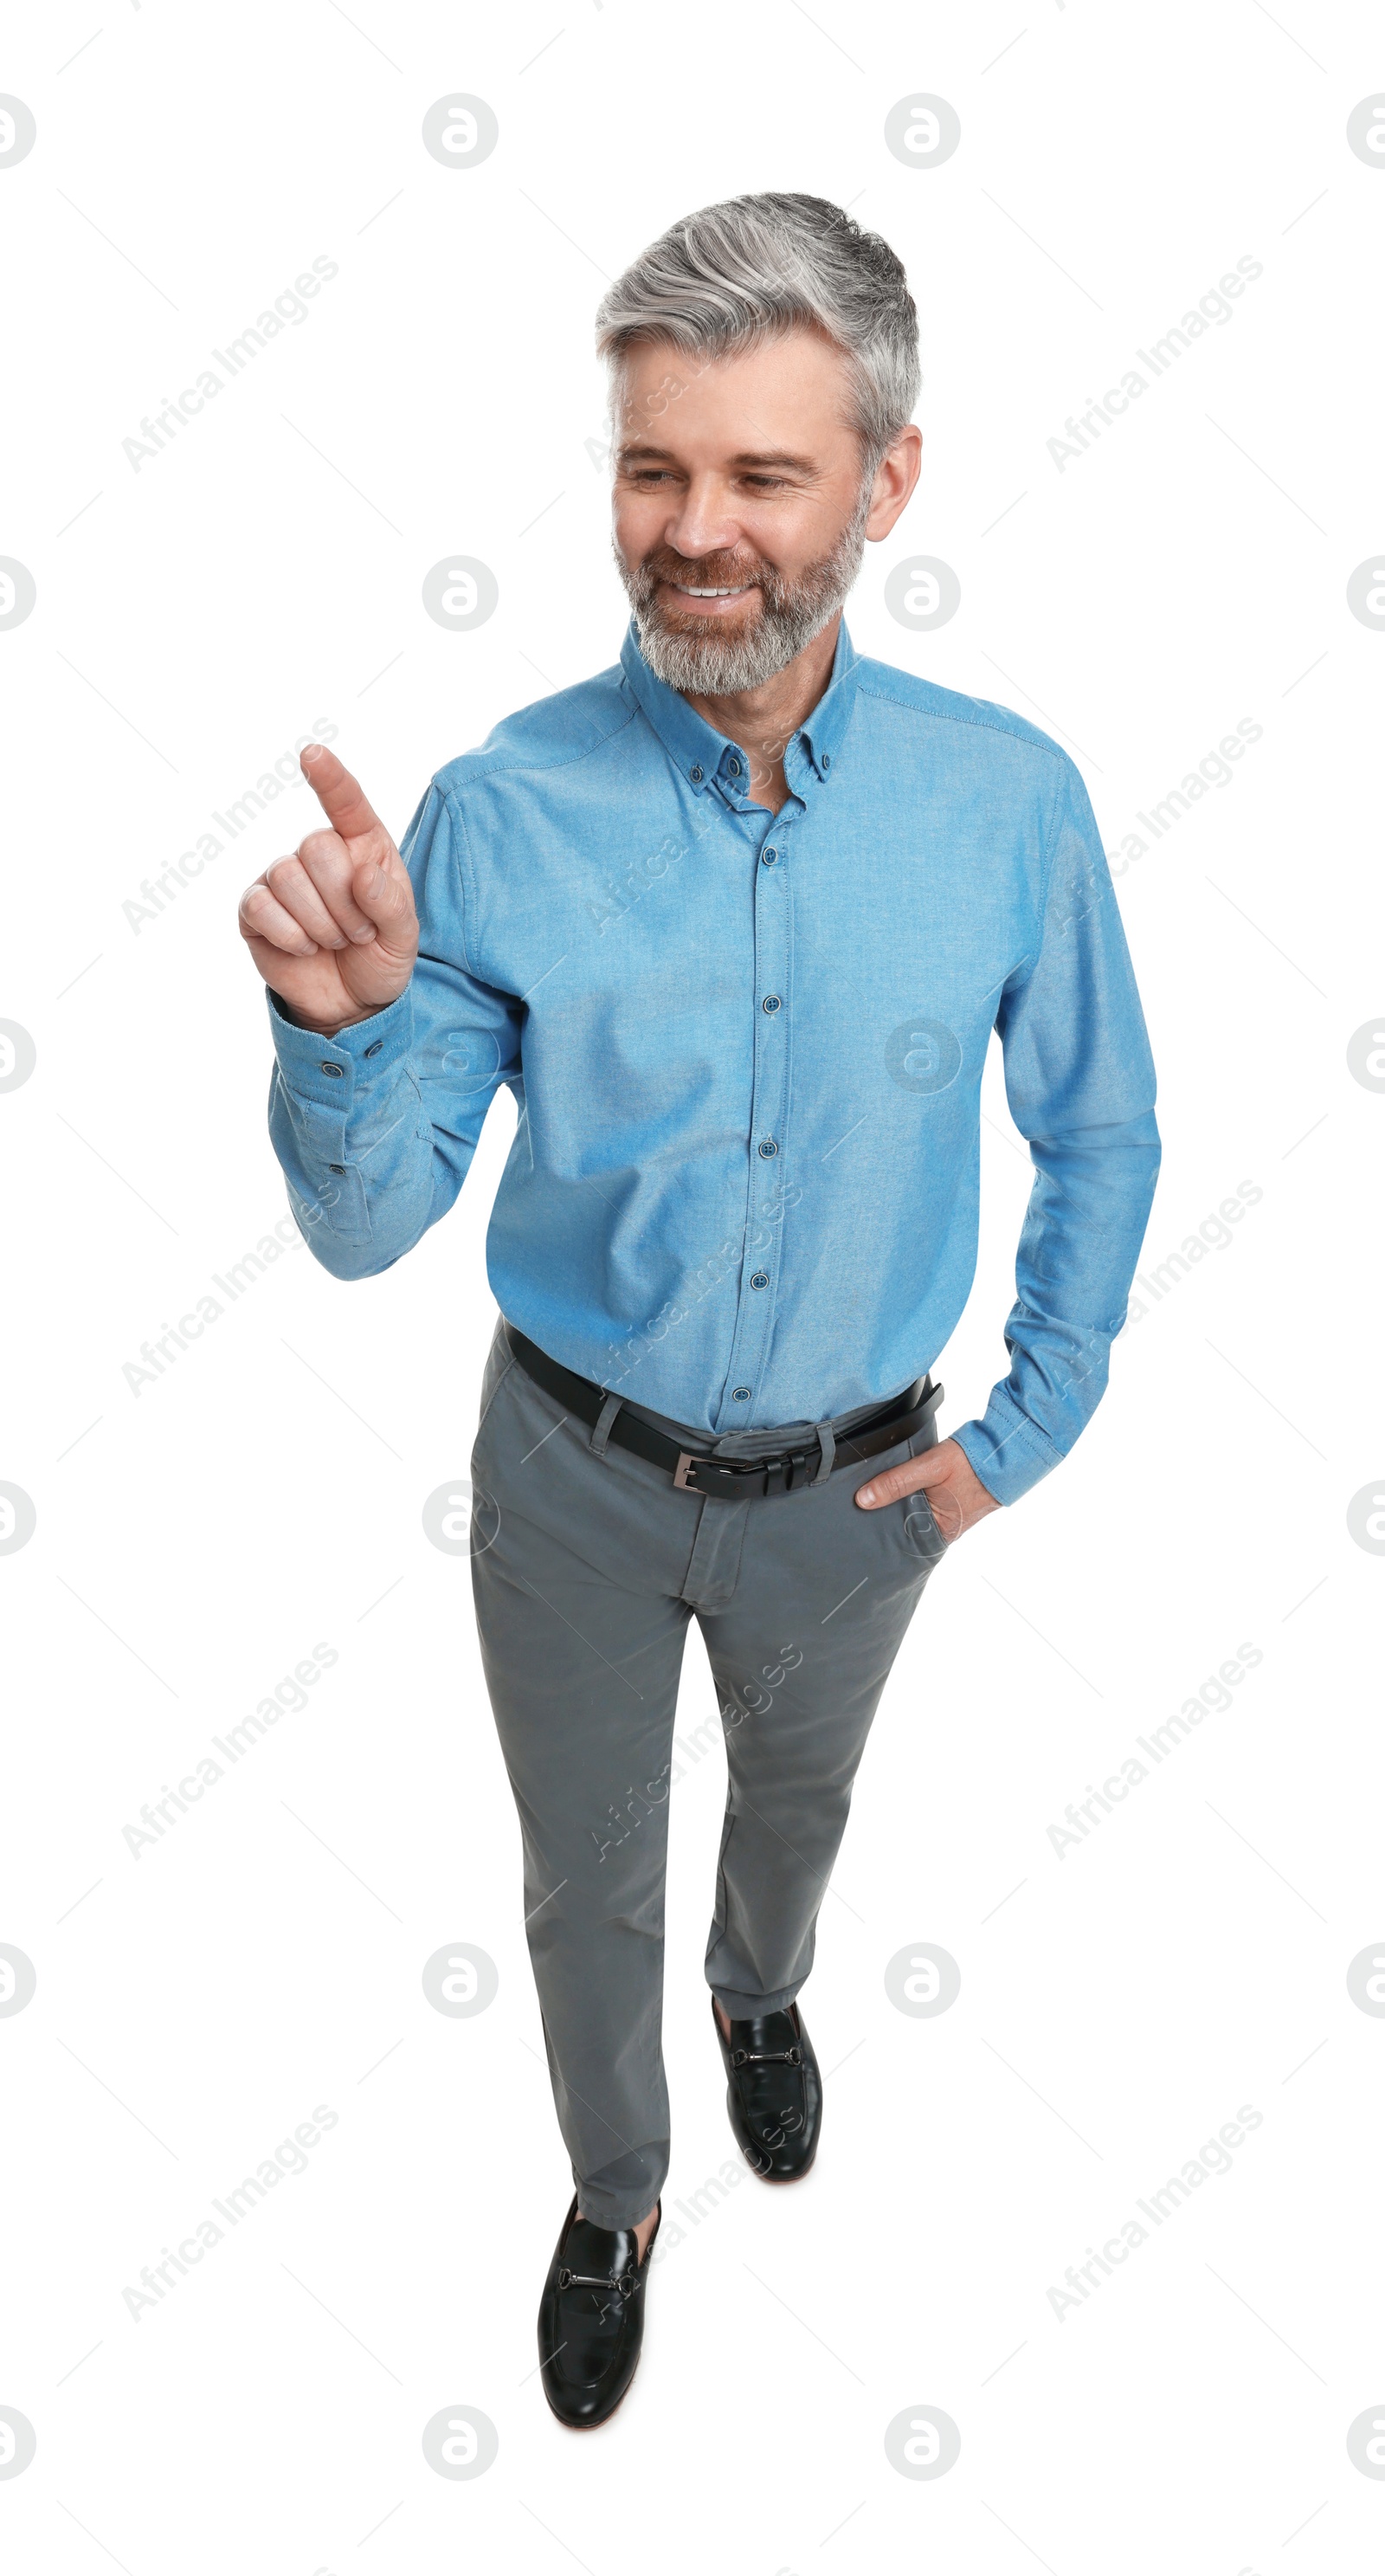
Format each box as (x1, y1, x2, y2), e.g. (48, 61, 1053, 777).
(811, 1418, 835, 1485)
(589, 1391, 622, 1458)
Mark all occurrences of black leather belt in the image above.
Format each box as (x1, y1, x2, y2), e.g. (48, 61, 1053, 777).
(505, 1325, 943, 1502)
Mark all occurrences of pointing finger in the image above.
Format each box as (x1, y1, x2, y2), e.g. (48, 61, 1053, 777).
(300, 743, 390, 845)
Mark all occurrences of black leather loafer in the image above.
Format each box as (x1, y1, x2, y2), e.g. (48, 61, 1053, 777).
(714, 1998, 822, 2180)
(538, 2194, 660, 2428)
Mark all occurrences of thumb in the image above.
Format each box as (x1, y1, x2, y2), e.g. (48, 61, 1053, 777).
(854, 1443, 947, 1509)
(351, 851, 417, 956)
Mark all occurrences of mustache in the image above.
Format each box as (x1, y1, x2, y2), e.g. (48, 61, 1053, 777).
(635, 546, 767, 582)
(631, 547, 770, 596)
(616, 482, 872, 694)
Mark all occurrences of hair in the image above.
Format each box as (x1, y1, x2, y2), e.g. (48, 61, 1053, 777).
(595, 192, 920, 474)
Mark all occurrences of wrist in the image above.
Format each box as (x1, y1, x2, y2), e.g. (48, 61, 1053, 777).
(271, 990, 386, 1038)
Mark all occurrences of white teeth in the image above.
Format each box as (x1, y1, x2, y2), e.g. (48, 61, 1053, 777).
(676, 584, 750, 597)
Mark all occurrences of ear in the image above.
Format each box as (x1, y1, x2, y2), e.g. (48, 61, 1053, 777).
(864, 424, 922, 541)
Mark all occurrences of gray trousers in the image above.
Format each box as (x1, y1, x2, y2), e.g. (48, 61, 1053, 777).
(469, 1318, 946, 2229)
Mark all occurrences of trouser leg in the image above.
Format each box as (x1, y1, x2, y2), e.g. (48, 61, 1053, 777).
(468, 1333, 696, 2230)
(697, 1421, 945, 2016)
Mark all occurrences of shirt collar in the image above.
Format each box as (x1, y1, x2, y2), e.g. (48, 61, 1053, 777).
(618, 615, 860, 793)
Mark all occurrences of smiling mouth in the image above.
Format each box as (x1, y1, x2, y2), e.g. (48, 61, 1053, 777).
(659, 578, 759, 613)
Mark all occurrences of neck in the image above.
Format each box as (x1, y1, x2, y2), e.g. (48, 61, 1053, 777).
(680, 615, 841, 810)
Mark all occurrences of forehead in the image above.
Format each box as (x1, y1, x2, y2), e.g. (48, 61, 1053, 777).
(614, 326, 856, 459)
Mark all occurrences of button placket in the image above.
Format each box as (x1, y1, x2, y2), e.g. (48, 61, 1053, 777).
(717, 823, 792, 1424)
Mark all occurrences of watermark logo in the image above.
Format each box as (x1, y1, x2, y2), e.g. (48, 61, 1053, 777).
(0, 98, 36, 170)
(884, 2405, 961, 2478)
(0, 1946, 37, 2016)
(884, 556, 960, 630)
(0, 2409, 36, 2479)
(422, 1943, 498, 2018)
(1347, 2409, 1385, 2476)
(422, 1477, 500, 1558)
(1347, 1019, 1385, 1088)
(1347, 1484, 1385, 1554)
(1346, 98, 1385, 168)
(1346, 1947, 1385, 2016)
(422, 97, 499, 169)
(422, 557, 499, 630)
(1346, 560, 1385, 628)
(0, 1022, 35, 1088)
(885, 1942, 961, 2017)
(884, 96, 961, 169)
(432, 1028, 502, 1093)
(0, 560, 35, 631)
(422, 2406, 498, 2478)
(885, 1019, 962, 1094)
(0, 1487, 35, 1557)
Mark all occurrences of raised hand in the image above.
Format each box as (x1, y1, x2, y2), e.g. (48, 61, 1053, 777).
(238, 746, 420, 1035)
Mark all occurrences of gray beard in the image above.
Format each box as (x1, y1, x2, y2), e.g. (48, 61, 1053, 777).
(618, 483, 873, 695)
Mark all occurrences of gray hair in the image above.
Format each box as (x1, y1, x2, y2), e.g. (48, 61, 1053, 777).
(595, 193, 920, 473)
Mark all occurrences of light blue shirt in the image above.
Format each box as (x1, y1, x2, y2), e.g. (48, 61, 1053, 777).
(265, 621, 1159, 1504)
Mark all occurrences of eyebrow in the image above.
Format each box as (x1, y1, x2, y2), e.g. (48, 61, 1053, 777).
(615, 442, 822, 473)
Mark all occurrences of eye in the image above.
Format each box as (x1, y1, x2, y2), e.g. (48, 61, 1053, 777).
(742, 475, 788, 491)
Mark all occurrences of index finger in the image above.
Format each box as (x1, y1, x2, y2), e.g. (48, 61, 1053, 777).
(300, 743, 389, 844)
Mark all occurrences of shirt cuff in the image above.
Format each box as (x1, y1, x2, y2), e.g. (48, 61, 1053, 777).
(951, 1393, 1063, 1508)
(266, 983, 414, 1105)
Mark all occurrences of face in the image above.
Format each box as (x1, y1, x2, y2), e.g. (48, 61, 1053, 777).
(611, 327, 919, 694)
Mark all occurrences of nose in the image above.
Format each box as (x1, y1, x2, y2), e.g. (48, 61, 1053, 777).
(662, 472, 742, 562)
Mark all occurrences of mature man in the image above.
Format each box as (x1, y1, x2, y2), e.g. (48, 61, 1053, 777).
(241, 194, 1159, 2428)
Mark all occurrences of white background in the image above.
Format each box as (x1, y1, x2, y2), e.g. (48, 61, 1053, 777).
(2, 2, 1382, 2569)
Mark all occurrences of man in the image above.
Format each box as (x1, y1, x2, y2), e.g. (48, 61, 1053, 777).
(240, 193, 1159, 2428)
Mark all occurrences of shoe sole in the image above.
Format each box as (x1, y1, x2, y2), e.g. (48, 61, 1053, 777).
(737, 2134, 820, 2183)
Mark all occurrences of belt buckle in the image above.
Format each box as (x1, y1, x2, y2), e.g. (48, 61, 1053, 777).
(673, 1449, 757, 1498)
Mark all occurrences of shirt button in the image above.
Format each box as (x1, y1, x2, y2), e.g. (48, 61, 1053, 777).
(328, 1162, 346, 1174)
(731, 1385, 751, 1402)
(750, 1271, 770, 1290)
(319, 1062, 344, 1077)
(821, 751, 832, 770)
(757, 1139, 778, 1158)
(364, 1040, 383, 1057)
(690, 765, 704, 783)
(726, 755, 741, 775)
(761, 847, 778, 865)
(762, 995, 781, 1014)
